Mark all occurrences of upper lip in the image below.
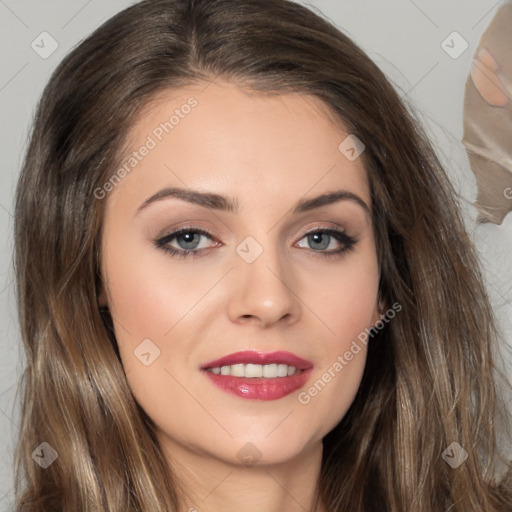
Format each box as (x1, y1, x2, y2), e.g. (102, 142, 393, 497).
(200, 350, 313, 370)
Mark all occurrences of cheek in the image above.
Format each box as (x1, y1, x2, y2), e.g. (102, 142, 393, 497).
(102, 241, 219, 345)
(293, 248, 378, 429)
(101, 247, 210, 426)
(300, 243, 380, 345)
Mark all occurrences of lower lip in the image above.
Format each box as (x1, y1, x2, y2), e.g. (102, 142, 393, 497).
(202, 368, 313, 400)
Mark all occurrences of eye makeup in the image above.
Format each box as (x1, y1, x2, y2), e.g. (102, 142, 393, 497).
(154, 224, 358, 260)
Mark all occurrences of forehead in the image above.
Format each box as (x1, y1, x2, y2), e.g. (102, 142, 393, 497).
(107, 80, 370, 212)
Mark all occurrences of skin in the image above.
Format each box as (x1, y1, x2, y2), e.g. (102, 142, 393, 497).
(99, 79, 382, 512)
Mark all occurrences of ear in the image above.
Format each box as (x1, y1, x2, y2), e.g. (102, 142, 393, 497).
(98, 283, 109, 311)
(96, 272, 110, 310)
(95, 244, 109, 309)
(98, 284, 108, 309)
(370, 298, 386, 327)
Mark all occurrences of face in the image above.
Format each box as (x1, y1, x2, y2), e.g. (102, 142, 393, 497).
(99, 80, 381, 469)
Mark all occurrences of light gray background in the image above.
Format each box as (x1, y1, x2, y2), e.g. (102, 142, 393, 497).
(0, 0, 511, 509)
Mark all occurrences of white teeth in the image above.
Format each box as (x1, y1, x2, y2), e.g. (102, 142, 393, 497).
(262, 363, 277, 378)
(276, 364, 288, 377)
(245, 363, 263, 378)
(209, 363, 299, 378)
(231, 364, 245, 377)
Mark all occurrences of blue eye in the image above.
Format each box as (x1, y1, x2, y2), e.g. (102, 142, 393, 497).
(297, 228, 357, 257)
(154, 227, 358, 259)
(155, 227, 216, 259)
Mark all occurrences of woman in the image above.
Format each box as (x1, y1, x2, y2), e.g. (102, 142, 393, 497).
(13, 0, 512, 510)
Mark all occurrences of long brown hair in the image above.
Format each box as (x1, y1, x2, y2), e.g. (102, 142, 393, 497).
(13, 0, 512, 510)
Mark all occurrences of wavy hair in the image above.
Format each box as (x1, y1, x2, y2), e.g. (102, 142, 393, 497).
(13, 0, 512, 510)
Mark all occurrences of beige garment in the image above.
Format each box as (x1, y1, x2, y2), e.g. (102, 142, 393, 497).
(462, 1, 512, 225)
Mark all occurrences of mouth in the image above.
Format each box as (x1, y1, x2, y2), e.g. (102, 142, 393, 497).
(200, 350, 313, 400)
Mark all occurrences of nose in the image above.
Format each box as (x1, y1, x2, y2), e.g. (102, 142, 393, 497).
(227, 245, 302, 328)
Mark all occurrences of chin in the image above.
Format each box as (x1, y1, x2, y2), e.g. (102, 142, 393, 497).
(217, 429, 321, 468)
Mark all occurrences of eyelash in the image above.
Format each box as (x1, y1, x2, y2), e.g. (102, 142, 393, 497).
(154, 226, 358, 260)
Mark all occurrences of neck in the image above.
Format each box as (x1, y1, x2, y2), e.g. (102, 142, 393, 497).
(162, 438, 325, 512)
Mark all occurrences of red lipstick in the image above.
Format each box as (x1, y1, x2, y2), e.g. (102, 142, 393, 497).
(201, 350, 313, 370)
(200, 350, 313, 400)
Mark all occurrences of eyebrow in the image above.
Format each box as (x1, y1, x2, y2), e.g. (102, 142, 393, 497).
(137, 187, 371, 216)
